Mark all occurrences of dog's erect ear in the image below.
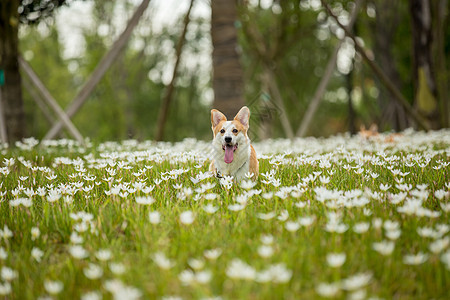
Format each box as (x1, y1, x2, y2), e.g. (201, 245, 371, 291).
(234, 106, 250, 128)
(211, 109, 227, 128)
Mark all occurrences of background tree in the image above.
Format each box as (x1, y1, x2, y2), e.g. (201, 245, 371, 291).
(0, 0, 68, 144)
(369, 0, 410, 131)
(11, 0, 450, 142)
(410, 0, 440, 129)
(20, 0, 212, 142)
(211, 0, 245, 119)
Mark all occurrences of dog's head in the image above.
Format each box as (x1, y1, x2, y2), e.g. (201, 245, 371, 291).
(211, 106, 250, 164)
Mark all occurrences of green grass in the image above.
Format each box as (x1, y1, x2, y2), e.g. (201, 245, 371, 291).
(0, 132, 449, 299)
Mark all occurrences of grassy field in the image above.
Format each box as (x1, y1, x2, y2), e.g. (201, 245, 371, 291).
(0, 130, 449, 299)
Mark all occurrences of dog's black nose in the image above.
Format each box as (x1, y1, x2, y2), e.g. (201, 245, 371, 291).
(225, 136, 232, 143)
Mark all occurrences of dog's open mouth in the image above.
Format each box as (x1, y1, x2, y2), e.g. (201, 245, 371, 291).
(222, 143, 238, 164)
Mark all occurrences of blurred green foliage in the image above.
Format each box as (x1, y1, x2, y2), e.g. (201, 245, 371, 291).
(18, 0, 450, 141)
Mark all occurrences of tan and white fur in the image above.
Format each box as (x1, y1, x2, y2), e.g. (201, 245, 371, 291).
(209, 106, 259, 181)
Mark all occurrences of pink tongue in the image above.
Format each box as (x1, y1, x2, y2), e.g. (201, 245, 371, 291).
(224, 145, 234, 164)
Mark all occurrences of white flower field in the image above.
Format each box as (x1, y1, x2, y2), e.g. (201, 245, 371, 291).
(0, 129, 449, 299)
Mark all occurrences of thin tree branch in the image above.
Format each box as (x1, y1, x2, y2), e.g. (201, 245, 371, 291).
(155, 0, 195, 141)
(19, 56, 85, 145)
(43, 0, 151, 141)
(296, 0, 362, 137)
(321, 0, 430, 131)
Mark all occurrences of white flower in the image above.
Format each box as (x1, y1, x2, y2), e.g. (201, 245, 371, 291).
(298, 216, 315, 227)
(172, 183, 183, 190)
(196, 270, 212, 284)
(383, 220, 399, 231)
(260, 234, 274, 245)
(74, 221, 89, 233)
(434, 189, 447, 200)
(236, 195, 248, 204)
(95, 249, 112, 261)
(241, 180, 257, 190)
(379, 183, 391, 191)
(140, 186, 154, 194)
(46, 191, 61, 203)
(109, 262, 126, 275)
(0, 225, 13, 240)
(403, 252, 428, 265)
(245, 172, 255, 179)
(69, 245, 89, 259)
(152, 252, 174, 270)
(0, 281, 11, 295)
(295, 201, 307, 208)
(104, 279, 141, 300)
(81, 291, 102, 300)
(226, 259, 256, 280)
(257, 212, 276, 220)
(325, 222, 348, 233)
(1, 266, 18, 281)
(372, 218, 383, 229)
(84, 263, 103, 279)
(326, 252, 346, 268)
(277, 210, 289, 221)
(316, 282, 340, 297)
(178, 269, 195, 286)
(228, 203, 246, 211)
(203, 204, 219, 214)
(204, 193, 217, 200)
(188, 258, 205, 270)
(262, 192, 273, 199)
(319, 175, 330, 184)
(135, 196, 155, 205)
(385, 229, 401, 240)
(441, 202, 450, 212)
(255, 263, 292, 283)
(341, 272, 372, 291)
(363, 208, 372, 216)
(31, 247, 44, 262)
(353, 222, 369, 234)
(441, 251, 450, 269)
(44, 280, 64, 295)
(10, 197, 32, 207)
(429, 237, 449, 254)
(285, 221, 300, 232)
(148, 211, 161, 224)
(348, 289, 367, 300)
(179, 211, 195, 225)
(70, 231, 84, 244)
(0, 247, 7, 260)
(417, 226, 435, 238)
(372, 240, 395, 256)
(204, 248, 222, 260)
(179, 269, 212, 285)
(257, 245, 274, 258)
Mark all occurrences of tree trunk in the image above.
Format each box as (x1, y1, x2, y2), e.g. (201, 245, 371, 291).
(373, 0, 409, 131)
(431, 0, 449, 127)
(211, 0, 245, 118)
(410, 0, 440, 128)
(0, 0, 25, 144)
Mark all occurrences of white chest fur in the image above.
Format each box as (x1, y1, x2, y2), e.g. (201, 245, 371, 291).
(213, 142, 251, 181)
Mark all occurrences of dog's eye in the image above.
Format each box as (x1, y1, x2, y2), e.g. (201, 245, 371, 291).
(220, 129, 225, 134)
(232, 129, 238, 133)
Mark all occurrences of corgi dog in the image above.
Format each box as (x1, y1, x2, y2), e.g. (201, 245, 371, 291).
(210, 106, 259, 181)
